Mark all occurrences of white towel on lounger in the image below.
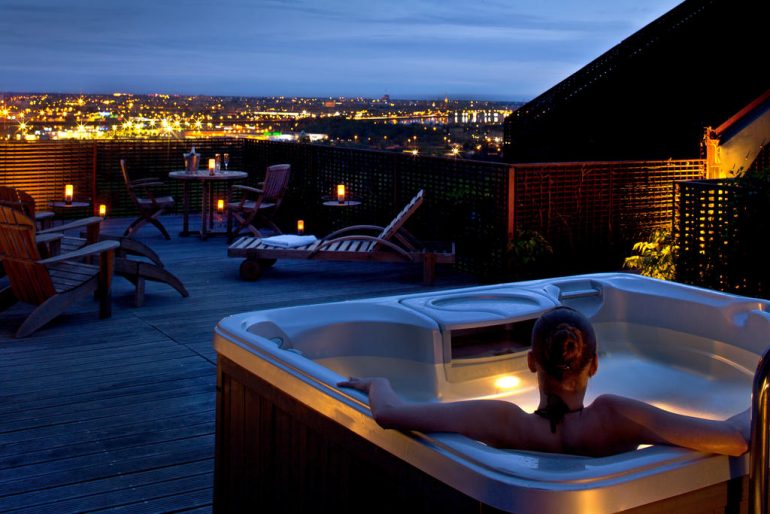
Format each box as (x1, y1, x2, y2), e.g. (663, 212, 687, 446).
(260, 235, 318, 248)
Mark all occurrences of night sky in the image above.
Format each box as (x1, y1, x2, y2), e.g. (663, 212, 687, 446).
(0, 0, 680, 100)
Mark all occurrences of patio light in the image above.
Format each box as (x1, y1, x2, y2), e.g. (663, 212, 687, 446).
(99, 204, 107, 217)
(297, 219, 304, 235)
(64, 184, 73, 204)
(217, 199, 225, 213)
(337, 184, 345, 204)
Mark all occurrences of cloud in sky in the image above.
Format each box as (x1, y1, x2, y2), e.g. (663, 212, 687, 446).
(0, 0, 681, 99)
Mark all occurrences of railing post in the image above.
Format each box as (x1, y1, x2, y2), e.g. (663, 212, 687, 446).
(91, 142, 97, 215)
(750, 346, 770, 514)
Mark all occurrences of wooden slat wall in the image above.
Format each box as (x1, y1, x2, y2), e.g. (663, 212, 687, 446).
(0, 141, 95, 217)
(677, 179, 770, 298)
(512, 159, 705, 274)
(1, 139, 708, 278)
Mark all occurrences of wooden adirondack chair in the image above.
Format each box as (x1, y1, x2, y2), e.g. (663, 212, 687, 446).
(120, 159, 175, 239)
(0, 206, 119, 338)
(0, 186, 54, 229)
(227, 164, 291, 241)
(227, 190, 455, 285)
(0, 186, 103, 250)
(0, 186, 188, 308)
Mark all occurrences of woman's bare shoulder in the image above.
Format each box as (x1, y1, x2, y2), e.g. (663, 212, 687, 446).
(584, 394, 658, 436)
(566, 395, 653, 456)
(590, 394, 649, 413)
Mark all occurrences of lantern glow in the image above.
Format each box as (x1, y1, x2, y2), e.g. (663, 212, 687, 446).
(337, 184, 346, 204)
(64, 184, 73, 204)
(494, 375, 521, 390)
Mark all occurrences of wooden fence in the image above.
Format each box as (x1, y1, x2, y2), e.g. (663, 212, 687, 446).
(1, 139, 705, 279)
(512, 159, 705, 275)
(0, 140, 96, 214)
(677, 178, 769, 297)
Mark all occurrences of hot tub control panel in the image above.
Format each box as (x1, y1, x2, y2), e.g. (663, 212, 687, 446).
(399, 289, 558, 382)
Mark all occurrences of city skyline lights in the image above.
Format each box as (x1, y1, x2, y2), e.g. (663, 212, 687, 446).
(0, 92, 512, 159)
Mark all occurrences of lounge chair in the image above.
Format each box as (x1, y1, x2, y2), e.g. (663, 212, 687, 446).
(120, 159, 175, 239)
(227, 163, 291, 241)
(227, 189, 455, 285)
(0, 206, 119, 337)
(0, 186, 188, 308)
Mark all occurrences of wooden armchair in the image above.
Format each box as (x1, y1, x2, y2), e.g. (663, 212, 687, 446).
(0, 185, 57, 230)
(120, 159, 175, 239)
(0, 186, 188, 308)
(227, 164, 290, 242)
(0, 206, 119, 338)
(0, 186, 103, 251)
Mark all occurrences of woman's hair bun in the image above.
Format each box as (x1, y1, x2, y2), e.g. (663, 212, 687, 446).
(532, 306, 596, 380)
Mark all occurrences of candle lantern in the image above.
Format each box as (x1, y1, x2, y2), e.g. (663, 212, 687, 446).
(98, 204, 107, 217)
(297, 219, 305, 235)
(64, 184, 74, 204)
(337, 184, 346, 204)
(208, 158, 216, 176)
(217, 199, 225, 213)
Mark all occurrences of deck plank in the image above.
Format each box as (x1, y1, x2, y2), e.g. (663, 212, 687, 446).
(0, 214, 475, 512)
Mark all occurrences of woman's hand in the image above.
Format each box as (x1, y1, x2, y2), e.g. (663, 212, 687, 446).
(337, 376, 385, 394)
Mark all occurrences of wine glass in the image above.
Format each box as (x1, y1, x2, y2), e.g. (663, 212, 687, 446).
(223, 153, 230, 170)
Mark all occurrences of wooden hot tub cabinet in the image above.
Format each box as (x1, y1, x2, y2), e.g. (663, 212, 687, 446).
(213, 355, 748, 513)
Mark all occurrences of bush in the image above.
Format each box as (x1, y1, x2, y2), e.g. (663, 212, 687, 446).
(505, 229, 553, 280)
(623, 229, 677, 280)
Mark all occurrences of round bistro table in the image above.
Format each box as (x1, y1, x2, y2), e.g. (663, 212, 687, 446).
(169, 170, 248, 240)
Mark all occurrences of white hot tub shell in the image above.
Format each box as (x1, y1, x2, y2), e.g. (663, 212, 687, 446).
(213, 273, 770, 513)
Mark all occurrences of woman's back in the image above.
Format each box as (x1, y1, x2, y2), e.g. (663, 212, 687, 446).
(502, 394, 748, 457)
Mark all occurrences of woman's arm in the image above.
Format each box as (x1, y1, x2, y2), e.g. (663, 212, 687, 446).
(599, 395, 749, 456)
(337, 377, 526, 447)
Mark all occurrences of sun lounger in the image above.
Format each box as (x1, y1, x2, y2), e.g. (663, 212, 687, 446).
(227, 190, 455, 285)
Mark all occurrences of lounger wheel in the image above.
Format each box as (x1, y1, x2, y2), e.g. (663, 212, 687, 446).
(258, 258, 276, 268)
(239, 259, 263, 281)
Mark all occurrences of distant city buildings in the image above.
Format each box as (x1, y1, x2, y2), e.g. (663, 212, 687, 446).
(0, 92, 521, 160)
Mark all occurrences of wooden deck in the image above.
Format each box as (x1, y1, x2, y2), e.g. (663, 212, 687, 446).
(0, 215, 475, 513)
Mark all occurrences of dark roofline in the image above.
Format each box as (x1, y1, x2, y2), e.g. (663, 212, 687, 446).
(715, 87, 770, 136)
(509, 0, 713, 124)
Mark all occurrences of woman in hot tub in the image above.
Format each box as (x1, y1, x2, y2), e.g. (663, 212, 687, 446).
(339, 306, 749, 457)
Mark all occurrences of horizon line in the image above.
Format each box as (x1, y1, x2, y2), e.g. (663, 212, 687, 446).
(0, 90, 530, 104)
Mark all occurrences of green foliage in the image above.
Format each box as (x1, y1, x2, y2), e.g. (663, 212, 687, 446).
(505, 230, 553, 280)
(623, 229, 677, 280)
(508, 230, 552, 266)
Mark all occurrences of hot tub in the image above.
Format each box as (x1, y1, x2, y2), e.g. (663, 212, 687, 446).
(213, 273, 769, 513)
